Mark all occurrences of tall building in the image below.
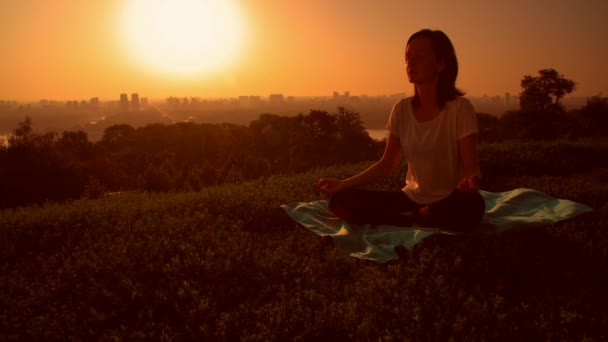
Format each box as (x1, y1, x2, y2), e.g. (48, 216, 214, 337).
(120, 93, 129, 112)
(166, 96, 181, 108)
(269, 93, 284, 104)
(333, 91, 351, 102)
(249, 96, 261, 105)
(131, 93, 140, 111)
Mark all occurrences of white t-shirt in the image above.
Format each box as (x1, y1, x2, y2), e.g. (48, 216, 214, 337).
(387, 96, 479, 204)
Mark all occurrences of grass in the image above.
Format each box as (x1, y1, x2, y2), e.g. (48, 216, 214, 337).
(1, 139, 608, 340)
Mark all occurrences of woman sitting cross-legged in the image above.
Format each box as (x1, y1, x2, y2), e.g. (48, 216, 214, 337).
(315, 29, 485, 232)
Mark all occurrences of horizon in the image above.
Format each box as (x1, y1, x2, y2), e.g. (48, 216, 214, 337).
(0, 92, 592, 105)
(2, 1, 607, 101)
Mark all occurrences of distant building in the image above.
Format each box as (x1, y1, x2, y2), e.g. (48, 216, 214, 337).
(66, 100, 80, 110)
(120, 93, 129, 112)
(131, 93, 140, 111)
(141, 97, 148, 107)
(249, 96, 261, 104)
(269, 93, 284, 105)
(238, 95, 261, 106)
(166, 96, 181, 108)
(90, 97, 100, 108)
(333, 91, 351, 102)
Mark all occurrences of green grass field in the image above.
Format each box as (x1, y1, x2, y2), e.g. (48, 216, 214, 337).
(1, 139, 608, 340)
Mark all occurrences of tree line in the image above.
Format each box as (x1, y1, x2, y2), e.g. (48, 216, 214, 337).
(478, 69, 607, 141)
(477, 91, 608, 142)
(1, 69, 607, 208)
(0, 107, 382, 208)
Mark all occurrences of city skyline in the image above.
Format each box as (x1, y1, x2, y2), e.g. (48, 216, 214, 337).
(2, 90, 525, 106)
(1, 0, 607, 101)
(6, 89, 593, 117)
(0, 88, 591, 144)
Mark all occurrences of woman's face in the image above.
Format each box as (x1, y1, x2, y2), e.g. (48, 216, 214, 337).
(405, 37, 444, 85)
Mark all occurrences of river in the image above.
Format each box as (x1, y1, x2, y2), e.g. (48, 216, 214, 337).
(366, 128, 388, 141)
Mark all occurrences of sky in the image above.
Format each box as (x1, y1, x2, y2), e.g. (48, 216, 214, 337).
(1, 0, 607, 101)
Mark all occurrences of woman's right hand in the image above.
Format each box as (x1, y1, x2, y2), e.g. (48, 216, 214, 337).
(315, 178, 346, 194)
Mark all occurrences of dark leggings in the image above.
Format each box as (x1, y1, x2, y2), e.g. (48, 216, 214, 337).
(328, 188, 486, 232)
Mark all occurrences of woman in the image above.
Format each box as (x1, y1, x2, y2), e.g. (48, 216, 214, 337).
(315, 29, 485, 232)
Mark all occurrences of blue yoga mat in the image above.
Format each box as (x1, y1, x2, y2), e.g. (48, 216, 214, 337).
(281, 188, 593, 263)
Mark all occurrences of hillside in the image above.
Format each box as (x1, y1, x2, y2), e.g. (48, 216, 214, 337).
(1, 139, 608, 340)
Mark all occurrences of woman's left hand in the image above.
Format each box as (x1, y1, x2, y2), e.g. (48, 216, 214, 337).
(457, 175, 481, 192)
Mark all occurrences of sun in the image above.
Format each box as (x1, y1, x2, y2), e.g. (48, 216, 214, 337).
(119, 0, 245, 78)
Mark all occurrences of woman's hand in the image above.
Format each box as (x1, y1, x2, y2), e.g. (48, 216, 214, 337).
(457, 175, 481, 192)
(315, 178, 346, 194)
(314, 134, 401, 195)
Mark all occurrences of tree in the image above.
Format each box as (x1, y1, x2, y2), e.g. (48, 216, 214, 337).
(249, 114, 294, 172)
(332, 107, 377, 162)
(580, 93, 608, 135)
(519, 68, 576, 112)
(0, 117, 82, 207)
(334, 106, 365, 135)
(292, 110, 338, 170)
(100, 124, 135, 149)
(58, 131, 93, 159)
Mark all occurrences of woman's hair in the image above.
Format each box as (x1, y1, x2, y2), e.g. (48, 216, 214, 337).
(407, 29, 465, 109)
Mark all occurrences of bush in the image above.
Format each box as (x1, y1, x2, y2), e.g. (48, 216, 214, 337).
(1, 140, 607, 340)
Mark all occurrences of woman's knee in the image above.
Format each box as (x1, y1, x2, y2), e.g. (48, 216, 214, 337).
(455, 190, 486, 228)
(328, 189, 356, 219)
(464, 190, 486, 220)
(431, 190, 486, 231)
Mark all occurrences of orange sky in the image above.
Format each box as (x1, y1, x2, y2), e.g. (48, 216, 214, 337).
(1, 0, 607, 101)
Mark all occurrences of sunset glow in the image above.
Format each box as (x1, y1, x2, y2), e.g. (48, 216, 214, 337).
(119, 0, 245, 78)
(0, 1, 607, 101)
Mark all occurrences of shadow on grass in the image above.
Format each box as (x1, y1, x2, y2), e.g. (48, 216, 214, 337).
(402, 222, 603, 303)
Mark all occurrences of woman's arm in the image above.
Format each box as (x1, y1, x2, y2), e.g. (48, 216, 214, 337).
(457, 133, 481, 192)
(316, 133, 402, 193)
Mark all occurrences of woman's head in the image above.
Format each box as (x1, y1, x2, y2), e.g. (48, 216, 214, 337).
(406, 29, 464, 108)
